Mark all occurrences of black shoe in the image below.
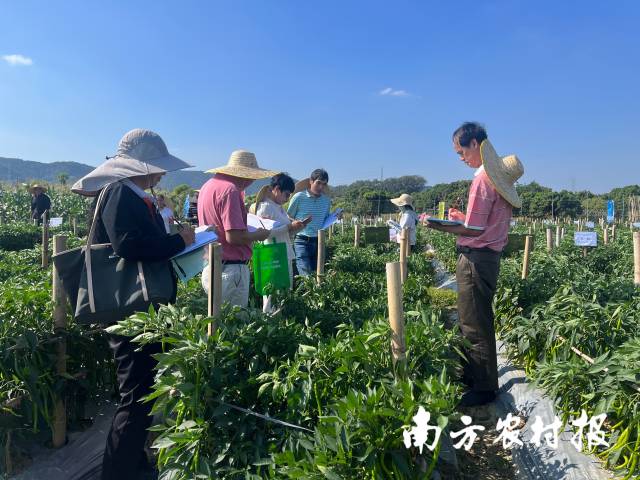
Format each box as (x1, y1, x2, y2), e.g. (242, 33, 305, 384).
(459, 390, 496, 407)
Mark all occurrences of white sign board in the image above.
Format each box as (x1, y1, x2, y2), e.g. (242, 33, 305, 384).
(49, 217, 63, 227)
(584, 221, 595, 229)
(574, 231, 597, 247)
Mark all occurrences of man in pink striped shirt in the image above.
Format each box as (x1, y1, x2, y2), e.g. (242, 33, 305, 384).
(427, 122, 524, 407)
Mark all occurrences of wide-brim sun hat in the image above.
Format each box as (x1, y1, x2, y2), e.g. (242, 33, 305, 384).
(28, 183, 48, 193)
(293, 177, 330, 195)
(294, 178, 310, 194)
(390, 193, 414, 207)
(71, 129, 192, 196)
(206, 150, 278, 180)
(480, 140, 524, 208)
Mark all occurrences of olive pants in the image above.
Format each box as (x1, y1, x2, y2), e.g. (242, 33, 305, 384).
(456, 249, 501, 392)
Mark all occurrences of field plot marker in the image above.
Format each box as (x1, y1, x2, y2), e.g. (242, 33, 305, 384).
(52, 235, 68, 448)
(207, 242, 223, 335)
(317, 229, 326, 285)
(634, 232, 640, 286)
(386, 262, 406, 364)
(41, 210, 50, 268)
(521, 235, 532, 279)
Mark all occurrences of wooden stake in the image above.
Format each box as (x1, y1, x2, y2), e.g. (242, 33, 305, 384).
(317, 230, 326, 285)
(386, 262, 406, 363)
(207, 242, 223, 336)
(603, 226, 608, 245)
(546, 228, 552, 252)
(583, 247, 588, 258)
(521, 235, 532, 279)
(561, 227, 565, 240)
(555, 225, 560, 247)
(354, 224, 360, 248)
(41, 210, 49, 268)
(399, 228, 408, 283)
(72, 217, 77, 237)
(634, 232, 640, 286)
(612, 224, 616, 241)
(341, 221, 344, 235)
(52, 235, 68, 448)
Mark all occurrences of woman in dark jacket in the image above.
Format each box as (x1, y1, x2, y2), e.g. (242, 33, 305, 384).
(72, 129, 195, 480)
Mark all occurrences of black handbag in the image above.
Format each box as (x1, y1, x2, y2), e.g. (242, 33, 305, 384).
(53, 187, 175, 325)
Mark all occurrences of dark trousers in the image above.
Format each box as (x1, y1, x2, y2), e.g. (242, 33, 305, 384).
(294, 235, 318, 276)
(456, 250, 501, 392)
(102, 334, 161, 480)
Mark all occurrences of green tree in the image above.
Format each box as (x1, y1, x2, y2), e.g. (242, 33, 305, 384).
(57, 172, 69, 186)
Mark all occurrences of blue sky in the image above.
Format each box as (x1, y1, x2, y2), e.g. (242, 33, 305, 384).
(1, 0, 639, 193)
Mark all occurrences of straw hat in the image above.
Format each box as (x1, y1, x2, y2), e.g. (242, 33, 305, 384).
(480, 140, 524, 208)
(71, 129, 192, 196)
(206, 150, 278, 180)
(390, 193, 414, 207)
(28, 183, 48, 193)
(293, 177, 330, 195)
(293, 178, 310, 194)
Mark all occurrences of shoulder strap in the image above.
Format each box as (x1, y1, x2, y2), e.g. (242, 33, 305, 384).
(84, 186, 110, 314)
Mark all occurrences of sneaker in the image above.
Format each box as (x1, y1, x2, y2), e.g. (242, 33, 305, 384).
(459, 390, 496, 407)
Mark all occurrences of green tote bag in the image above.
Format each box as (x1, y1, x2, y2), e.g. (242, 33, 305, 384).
(252, 242, 290, 295)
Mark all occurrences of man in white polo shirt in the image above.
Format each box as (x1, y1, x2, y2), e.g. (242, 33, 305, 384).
(287, 168, 332, 276)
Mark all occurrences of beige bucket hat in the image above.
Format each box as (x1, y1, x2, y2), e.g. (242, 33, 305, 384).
(480, 140, 524, 208)
(71, 129, 192, 196)
(206, 150, 278, 180)
(390, 193, 414, 207)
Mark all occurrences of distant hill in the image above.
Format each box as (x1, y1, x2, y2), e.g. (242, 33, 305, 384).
(0, 156, 269, 194)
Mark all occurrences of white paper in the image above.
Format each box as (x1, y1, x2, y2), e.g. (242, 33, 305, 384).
(574, 232, 597, 247)
(172, 248, 208, 282)
(49, 217, 63, 227)
(321, 208, 343, 230)
(247, 213, 281, 232)
(173, 230, 218, 258)
(387, 220, 401, 232)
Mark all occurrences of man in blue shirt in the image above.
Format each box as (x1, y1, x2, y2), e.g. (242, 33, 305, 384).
(287, 168, 331, 276)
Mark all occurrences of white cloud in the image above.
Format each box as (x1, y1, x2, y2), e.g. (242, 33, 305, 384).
(379, 87, 409, 97)
(2, 54, 33, 66)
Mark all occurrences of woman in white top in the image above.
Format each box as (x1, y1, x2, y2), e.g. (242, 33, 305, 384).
(391, 193, 418, 248)
(156, 194, 174, 233)
(254, 174, 306, 312)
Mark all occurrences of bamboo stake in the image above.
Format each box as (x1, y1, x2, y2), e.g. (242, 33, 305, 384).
(603, 226, 608, 245)
(546, 228, 552, 252)
(399, 228, 408, 283)
(634, 232, 640, 286)
(354, 224, 360, 248)
(561, 227, 565, 240)
(341, 221, 344, 235)
(612, 224, 616, 241)
(207, 243, 223, 335)
(41, 210, 49, 268)
(583, 247, 588, 258)
(555, 225, 561, 247)
(52, 235, 68, 448)
(317, 230, 326, 285)
(386, 262, 406, 363)
(72, 217, 77, 237)
(557, 335, 640, 394)
(521, 235, 532, 279)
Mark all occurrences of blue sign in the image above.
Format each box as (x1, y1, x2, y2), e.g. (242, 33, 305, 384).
(607, 200, 615, 223)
